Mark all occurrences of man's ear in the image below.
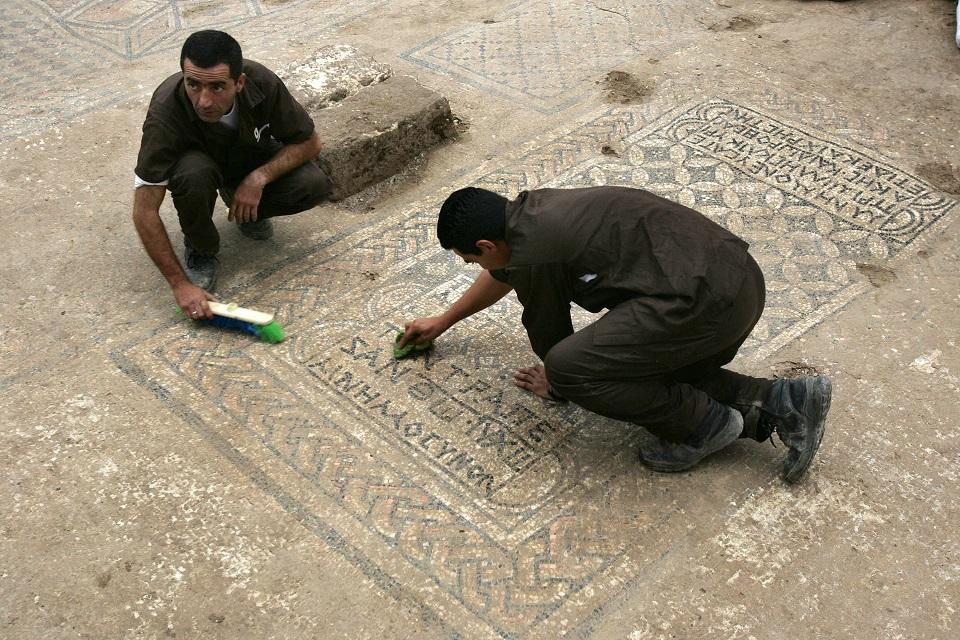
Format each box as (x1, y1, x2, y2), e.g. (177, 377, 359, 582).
(475, 239, 496, 254)
(236, 72, 247, 92)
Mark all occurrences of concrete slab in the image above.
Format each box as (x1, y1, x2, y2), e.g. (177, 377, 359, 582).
(280, 46, 456, 200)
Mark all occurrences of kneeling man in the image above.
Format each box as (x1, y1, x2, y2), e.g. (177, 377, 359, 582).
(401, 186, 832, 482)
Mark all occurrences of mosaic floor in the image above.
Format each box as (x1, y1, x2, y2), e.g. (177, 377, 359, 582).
(1, 0, 701, 138)
(6, 0, 955, 636)
(115, 93, 955, 637)
(402, 0, 700, 112)
(24, 0, 342, 59)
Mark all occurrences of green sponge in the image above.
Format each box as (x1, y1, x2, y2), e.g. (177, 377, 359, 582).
(394, 332, 433, 359)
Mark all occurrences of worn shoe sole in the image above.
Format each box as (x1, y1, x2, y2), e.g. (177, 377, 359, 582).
(639, 410, 744, 473)
(782, 376, 832, 483)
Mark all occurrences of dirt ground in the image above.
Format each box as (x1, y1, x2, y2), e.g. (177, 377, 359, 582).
(1, 1, 959, 639)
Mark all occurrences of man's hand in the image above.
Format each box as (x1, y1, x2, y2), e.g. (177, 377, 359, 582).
(227, 132, 322, 224)
(174, 281, 218, 319)
(400, 316, 451, 347)
(228, 171, 267, 223)
(513, 364, 564, 401)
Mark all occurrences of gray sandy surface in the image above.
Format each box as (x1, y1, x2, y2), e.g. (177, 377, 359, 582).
(1, 1, 958, 638)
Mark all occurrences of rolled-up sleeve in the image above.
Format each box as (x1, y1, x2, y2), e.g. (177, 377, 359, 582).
(134, 116, 183, 184)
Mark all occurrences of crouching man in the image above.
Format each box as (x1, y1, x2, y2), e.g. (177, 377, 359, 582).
(132, 30, 330, 320)
(400, 186, 832, 482)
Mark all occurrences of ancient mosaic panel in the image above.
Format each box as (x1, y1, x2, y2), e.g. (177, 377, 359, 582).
(24, 0, 370, 58)
(1, 1, 384, 139)
(403, 0, 698, 112)
(116, 99, 955, 638)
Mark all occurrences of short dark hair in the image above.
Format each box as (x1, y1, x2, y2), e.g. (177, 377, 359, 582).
(180, 30, 243, 80)
(437, 187, 508, 255)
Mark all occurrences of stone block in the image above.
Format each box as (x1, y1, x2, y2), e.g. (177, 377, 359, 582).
(280, 46, 456, 201)
(311, 75, 457, 201)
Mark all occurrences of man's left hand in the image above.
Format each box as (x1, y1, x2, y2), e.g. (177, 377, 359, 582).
(228, 172, 267, 223)
(513, 364, 563, 401)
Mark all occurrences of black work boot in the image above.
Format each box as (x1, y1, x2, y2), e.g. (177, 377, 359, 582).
(238, 218, 274, 240)
(639, 405, 743, 473)
(183, 238, 219, 291)
(762, 376, 832, 483)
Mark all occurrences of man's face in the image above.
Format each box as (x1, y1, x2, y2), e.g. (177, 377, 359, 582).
(453, 240, 510, 271)
(182, 58, 245, 122)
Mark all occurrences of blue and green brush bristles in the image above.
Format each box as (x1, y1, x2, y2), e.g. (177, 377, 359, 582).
(185, 301, 286, 344)
(203, 314, 286, 343)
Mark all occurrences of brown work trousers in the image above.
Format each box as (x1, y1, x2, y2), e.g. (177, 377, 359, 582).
(544, 254, 772, 443)
(167, 150, 331, 256)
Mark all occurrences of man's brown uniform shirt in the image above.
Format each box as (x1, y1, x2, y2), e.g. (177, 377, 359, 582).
(490, 187, 751, 360)
(135, 59, 314, 184)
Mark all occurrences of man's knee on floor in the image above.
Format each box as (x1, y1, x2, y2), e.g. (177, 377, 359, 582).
(543, 341, 586, 395)
(544, 342, 672, 420)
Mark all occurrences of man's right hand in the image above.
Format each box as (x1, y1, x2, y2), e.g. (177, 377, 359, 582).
(400, 316, 451, 347)
(398, 272, 513, 348)
(174, 282, 217, 320)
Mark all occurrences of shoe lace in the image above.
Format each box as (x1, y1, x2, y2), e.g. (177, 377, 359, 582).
(186, 251, 215, 270)
(757, 414, 778, 447)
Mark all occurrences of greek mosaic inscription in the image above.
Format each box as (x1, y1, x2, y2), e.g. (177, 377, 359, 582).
(303, 328, 578, 500)
(666, 101, 953, 242)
